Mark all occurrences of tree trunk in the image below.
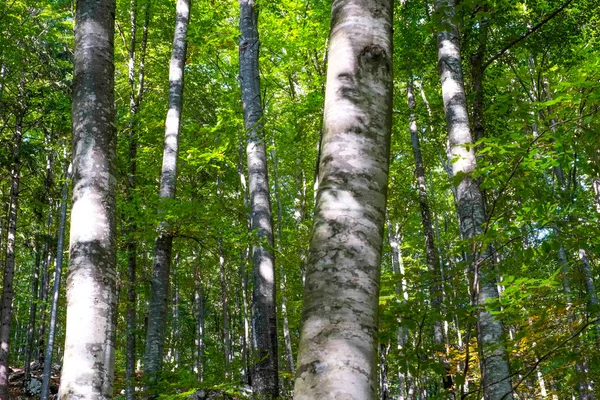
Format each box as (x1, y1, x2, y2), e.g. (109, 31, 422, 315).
(578, 249, 600, 334)
(238, 0, 278, 396)
(59, 0, 118, 396)
(434, 1, 513, 399)
(143, 0, 190, 394)
(40, 165, 70, 400)
(292, 0, 393, 396)
(124, 2, 149, 398)
(407, 80, 452, 392)
(0, 108, 23, 400)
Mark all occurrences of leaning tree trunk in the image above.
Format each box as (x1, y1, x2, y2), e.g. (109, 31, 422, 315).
(40, 165, 70, 400)
(0, 108, 23, 400)
(407, 80, 453, 392)
(434, 1, 513, 399)
(238, 0, 278, 397)
(143, 0, 190, 395)
(292, 0, 393, 396)
(59, 0, 118, 397)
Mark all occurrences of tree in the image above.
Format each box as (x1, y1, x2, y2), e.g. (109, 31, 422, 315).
(292, 0, 393, 397)
(238, 0, 278, 396)
(143, 0, 191, 395)
(59, 0, 118, 397)
(434, 0, 514, 398)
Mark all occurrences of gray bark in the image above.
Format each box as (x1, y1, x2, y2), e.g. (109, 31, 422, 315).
(41, 165, 70, 400)
(292, 0, 393, 396)
(407, 80, 452, 392)
(143, 0, 190, 394)
(578, 249, 600, 334)
(434, 1, 513, 399)
(0, 106, 23, 400)
(59, 0, 118, 396)
(238, 0, 278, 396)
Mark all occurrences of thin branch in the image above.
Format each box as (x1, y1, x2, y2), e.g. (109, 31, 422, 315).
(483, 0, 574, 70)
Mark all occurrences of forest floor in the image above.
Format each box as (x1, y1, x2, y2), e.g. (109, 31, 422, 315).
(8, 362, 60, 399)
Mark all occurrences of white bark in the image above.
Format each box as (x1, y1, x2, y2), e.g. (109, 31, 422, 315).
(293, 0, 393, 396)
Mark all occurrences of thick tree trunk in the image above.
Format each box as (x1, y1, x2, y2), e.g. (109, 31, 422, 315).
(407, 80, 452, 392)
(59, 0, 118, 397)
(0, 109, 23, 400)
(238, 0, 278, 396)
(292, 0, 393, 396)
(143, 0, 190, 394)
(434, 1, 513, 399)
(40, 165, 70, 400)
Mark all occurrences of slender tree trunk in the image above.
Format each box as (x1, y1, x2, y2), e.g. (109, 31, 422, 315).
(218, 235, 231, 374)
(59, 0, 118, 396)
(578, 249, 600, 334)
(407, 80, 453, 392)
(41, 165, 70, 400)
(124, 3, 149, 398)
(293, 0, 393, 396)
(194, 267, 205, 382)
(143, 0, 190, 394)
(23, 228, 41, 390)
(0, 108, 23, 400)
(434, 1, 513, 399)
(269, 141, 295, 377)
(238, 0, 278, 396)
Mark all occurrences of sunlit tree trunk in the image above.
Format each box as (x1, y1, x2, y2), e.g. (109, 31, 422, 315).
(238, 0, 278, 396)
(143, 0, 190, 394)
(434, 1, 513, 399)
(293, 0, 393, 396)
(41, 165, 70, 400)
(59, 0, 118, 396)
(0, 99, 24, 400)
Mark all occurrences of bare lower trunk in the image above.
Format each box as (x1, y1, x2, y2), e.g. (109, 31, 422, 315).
(407, 80, 452, 392)
(41, 165, 70, 400)
(60, 0, 118, 396)
(293, 0, 393, 396)
(578, 249, 600, 335)
(434, 1, 513, 399)
(143, 0, 190, 394)
(238, 0, 278, 396)
(0, 110, 23, 400)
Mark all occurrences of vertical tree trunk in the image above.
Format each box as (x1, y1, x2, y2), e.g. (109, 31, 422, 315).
(124, 2, 149, 398)
(143, 0, 190, 394)
(0, 107, 23, 400)
(434, 1, 513, 399)
(238, 0, 278, 396)
(270, 140, 295, 377)
(292, 0, 393, 396)
(59, 0, 118, 396)
(407, 80, 452, 392)
(23, 228, 41, 390)
(578, 249, 600, 334)
(41, 165, 70, 400)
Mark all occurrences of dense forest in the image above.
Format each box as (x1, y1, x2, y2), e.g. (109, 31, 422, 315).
(0, 0, 599, 398)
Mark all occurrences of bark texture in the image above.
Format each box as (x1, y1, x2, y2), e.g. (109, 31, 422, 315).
(143, 0, 190, 394)
(60, 0, 118, 397)
(434, 1, 513, 399)
(292, 0, 393, 396)
(238, 0, 278, 396)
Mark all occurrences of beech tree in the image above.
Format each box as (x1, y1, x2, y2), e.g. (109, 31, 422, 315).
(293, 0, 393, 397)
(143, 0, 191, 394)
(59, 0, 118, 398)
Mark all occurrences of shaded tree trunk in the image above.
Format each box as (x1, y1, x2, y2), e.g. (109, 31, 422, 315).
(407, 80, 452, 392)
(434, 1, 513, 399)
(238, 0, 278, 396)
(0, 106, 23, 400)
(143, 0, 190, 394)
(59, 0, 118, 396)
(41, 165, 70, 400)
(292, 0, 393, 396)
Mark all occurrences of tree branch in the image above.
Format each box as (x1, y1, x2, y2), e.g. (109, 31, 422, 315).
(483, 0, 574, 70)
